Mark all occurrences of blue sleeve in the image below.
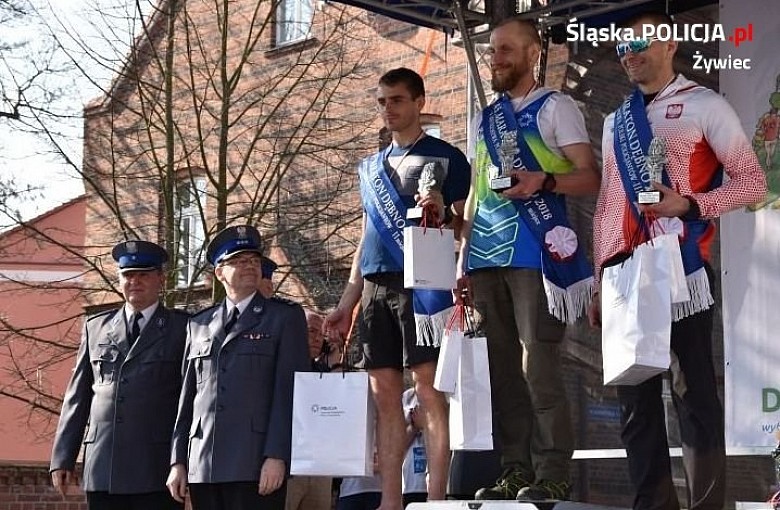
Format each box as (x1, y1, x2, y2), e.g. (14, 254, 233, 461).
(442, 145, 471, 207)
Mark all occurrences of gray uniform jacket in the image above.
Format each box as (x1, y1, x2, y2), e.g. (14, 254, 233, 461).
(170, 293, 309, 484)
(50, 305, 189, 494)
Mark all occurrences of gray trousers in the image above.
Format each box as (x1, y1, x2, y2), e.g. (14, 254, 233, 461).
(470, 267, 573, 482)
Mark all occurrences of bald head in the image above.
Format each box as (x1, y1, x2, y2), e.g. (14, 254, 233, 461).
(494, 17, 541, 48)
(305, 309, 325, 359)
(305, 309, 324, 327)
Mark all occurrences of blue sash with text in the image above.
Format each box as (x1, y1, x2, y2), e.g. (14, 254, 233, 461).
(612, 89, 713, 319)
(358, 152, 453, 346)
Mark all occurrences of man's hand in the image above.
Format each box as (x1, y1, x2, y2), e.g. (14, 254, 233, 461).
(323, 307, 351, 344)
(454, 275, 472, 307)
(166, 464, 188, 503)
(258, 458, 285, 495)
(51, 469, 77, 497)
(639, 182, 690, 218)
(502, 170, 545, 200)
(415, 190, 445, 222)
(410, 405, 427, 431)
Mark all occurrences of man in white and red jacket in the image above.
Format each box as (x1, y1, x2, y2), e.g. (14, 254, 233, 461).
(589, 11, 766, 510)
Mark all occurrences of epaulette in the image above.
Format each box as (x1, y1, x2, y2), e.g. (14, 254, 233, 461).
(270, 296, 299, 307)
(192, 304, 220, 317)
(86, 309, 117, 323)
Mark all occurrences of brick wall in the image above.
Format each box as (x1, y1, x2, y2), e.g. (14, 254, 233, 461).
(0, 465, 86, 510)
(76, 0, 776, 505)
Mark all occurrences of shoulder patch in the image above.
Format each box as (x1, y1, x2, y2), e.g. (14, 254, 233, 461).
(86, 308, 117, 323)
(192, 305, 220, 317)
(270, 296, 298, 306)
(169, 308, 191, 318)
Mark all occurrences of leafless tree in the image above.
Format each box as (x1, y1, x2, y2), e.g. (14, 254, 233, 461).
(0, 0, 382, 434)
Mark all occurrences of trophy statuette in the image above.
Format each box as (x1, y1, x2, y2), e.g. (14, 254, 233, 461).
(637, 137, 667, 205)
(407, 161, 445, 222)
(489, 131, 519, 193)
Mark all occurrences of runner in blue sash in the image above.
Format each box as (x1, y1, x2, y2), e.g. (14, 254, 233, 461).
(325, 68, 469, 510)
(456, 18, 599, 502)
(589, 12, 766, 510)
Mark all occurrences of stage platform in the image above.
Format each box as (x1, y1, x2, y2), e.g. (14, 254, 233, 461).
(408, 502, 630, 510)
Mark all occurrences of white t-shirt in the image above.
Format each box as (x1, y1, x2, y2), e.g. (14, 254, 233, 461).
(402, 433, 427, 494)
(401, 389, 427, 494)
(467, 87, 590, 161)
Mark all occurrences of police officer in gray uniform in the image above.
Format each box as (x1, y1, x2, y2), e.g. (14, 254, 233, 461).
(50, 240, 188, 510)
(167, 225, 309, 510)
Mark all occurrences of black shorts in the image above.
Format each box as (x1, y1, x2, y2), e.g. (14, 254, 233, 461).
(360, 272, 439, 370)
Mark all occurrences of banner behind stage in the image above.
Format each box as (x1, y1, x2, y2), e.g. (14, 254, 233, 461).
(720, 0, 780, 449)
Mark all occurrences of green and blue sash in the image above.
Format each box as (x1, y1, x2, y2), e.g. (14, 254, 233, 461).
(359, 152, 454, 346)
(479, 93, 593, 323)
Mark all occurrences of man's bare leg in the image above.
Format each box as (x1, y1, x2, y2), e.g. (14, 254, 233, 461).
(369, 367, 405, 510)
(411, 361, 450, 500)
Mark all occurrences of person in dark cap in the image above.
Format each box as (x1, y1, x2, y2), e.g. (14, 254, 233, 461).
(258, 255, 278, 299)
(167, 225, 309, 510)
(50, 240, 189, 510)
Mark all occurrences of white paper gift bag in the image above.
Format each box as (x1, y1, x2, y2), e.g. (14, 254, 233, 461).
(290, 371, 375, 476)
(434, 306, 465, 394)
(449, 335, 493, 450)
(403, 226, 457, 290)
(652, 233, 690, 304)
(434, 329, 463, 394)
(601, 239, 672, 386)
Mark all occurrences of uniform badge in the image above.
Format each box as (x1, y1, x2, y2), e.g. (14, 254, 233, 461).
(243, 332, 270, 340)
(157, 317, 165, 327)
(126, 241, 137, 253)
(237, 226, 247, 238)
(253, 305, 263, 313)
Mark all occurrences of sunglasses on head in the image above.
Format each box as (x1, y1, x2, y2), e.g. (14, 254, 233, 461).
(616, 38, 658, 58)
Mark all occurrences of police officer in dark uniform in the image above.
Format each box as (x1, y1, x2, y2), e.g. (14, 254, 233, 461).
(50, 240, 188, 510)
(167, 225, 309, 510)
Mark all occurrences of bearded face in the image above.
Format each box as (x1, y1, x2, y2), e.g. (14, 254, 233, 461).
(487, 23, 539, 95)
(491, 62, 525, 93)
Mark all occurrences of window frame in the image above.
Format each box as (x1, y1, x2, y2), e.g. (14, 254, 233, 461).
(173, 176, 208, 289)
(275, 0, 314, 47)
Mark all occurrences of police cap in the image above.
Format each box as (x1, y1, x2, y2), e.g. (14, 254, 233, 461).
(206, 225, 263, 266)
(111, 240, 168, 274)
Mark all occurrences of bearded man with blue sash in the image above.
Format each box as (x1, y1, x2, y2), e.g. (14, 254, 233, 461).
(589, 12, 766, 510)
(325, 68, 470, 510)
(456, 18, 600, 501)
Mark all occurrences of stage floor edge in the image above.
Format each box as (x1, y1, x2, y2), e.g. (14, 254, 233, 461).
(407, 501, 631, 510)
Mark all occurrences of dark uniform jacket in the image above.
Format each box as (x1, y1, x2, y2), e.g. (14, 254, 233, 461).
(50, 305, 189, 494)
(171, 293, 309, 484)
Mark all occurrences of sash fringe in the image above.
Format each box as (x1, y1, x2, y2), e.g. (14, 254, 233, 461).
(543, 276, 594, 324)
(415, 306, 455, 347)
(672, 267, 714, 321)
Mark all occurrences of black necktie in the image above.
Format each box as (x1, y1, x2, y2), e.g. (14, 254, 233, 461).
(130, 312, 143, 346)
(225, 307, 239, 334)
